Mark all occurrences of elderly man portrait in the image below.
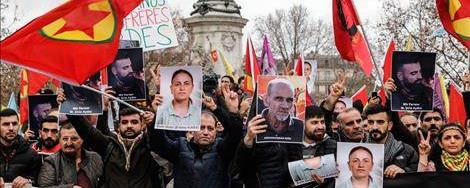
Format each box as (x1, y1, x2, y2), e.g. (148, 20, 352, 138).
(258, 78, 303, 143)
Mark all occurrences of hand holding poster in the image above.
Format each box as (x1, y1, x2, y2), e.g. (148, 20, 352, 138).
(391, 51, 436, 112)
(155, 66, 202, 131)
(289, 154, 339, 186)
(335, 142, 384, 188)
(59, 73, 103, 115)
(107, 48, 147, 101)
(121, 0, 179, 51)
(255, 75, 306, 144)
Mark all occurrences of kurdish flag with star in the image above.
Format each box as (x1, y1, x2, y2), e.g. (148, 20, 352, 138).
(0, 0, 143, 85)
(436, 0, 470, 49)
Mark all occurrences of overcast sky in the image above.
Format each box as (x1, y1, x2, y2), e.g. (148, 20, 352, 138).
(2, 0, 411, 41)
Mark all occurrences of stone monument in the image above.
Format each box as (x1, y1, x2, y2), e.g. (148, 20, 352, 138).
(185, 0, 248, 76)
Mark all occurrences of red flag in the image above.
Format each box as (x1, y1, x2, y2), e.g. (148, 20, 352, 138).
(0, 0, 142, 85)
(382, 40, 395, 83)
(333, 0, 374, 76)
(352, 85, 368, 107)
(448, 83, 467, 126)
(294, 55, 304, 76)
(436, 0, 470, 49)
(243, 37, 261, 93)
(18, 69, 52, 123)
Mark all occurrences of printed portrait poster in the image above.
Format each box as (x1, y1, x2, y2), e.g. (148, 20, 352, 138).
(256, 75, 306, 144)
(391, 51, 436, 112)
(59, 73, 103, 115)
(289, 154, 339, 186)
(121, 0, 179, 51)
(28, 95, 59, 138)
(155, 66, 202, 131)
(335, 142, 384, 188)
(119, 40, 140, 49)
(107, 48, 147, 101)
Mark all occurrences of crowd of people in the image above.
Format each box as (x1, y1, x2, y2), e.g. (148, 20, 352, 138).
(1, 64, 470, 188)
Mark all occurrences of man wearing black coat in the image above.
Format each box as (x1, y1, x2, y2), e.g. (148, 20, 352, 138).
(0, 108, 41, 187)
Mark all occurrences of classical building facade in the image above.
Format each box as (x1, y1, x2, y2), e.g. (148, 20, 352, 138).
(185, 0, 248, 76)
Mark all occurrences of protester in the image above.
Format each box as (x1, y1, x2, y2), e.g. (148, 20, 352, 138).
(232, 114, 302, 187)
(38, 124, 103, 188)
(27, 116, 61, 155)
(0, 108, 41, 187)
(150, 84, 243, 187)
(301, 105, 337, 186)
(418, 123, 470, 171)
(363, 104, 418, 178)
(400, 112, 419, 133)
(57, 88, 164, 188)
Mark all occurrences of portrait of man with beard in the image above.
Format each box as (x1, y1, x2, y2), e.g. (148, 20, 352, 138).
(31, 116, 61, 158)
(60, 73, 103, 115)
(391, 51, 436, 111)
(108, 48, 146, 101)
(256, 77, 304, 143)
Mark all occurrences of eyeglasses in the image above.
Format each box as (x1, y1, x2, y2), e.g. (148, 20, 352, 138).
(423, 116, 442, 122)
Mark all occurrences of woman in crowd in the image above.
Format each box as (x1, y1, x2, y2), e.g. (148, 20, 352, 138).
(418, 123, 470, 171)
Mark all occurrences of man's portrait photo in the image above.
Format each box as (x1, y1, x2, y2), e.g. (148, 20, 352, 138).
(336, 142, 384, 188)
(155, 66, 202, 131)
(107, 48, 146, 101)
(256, 76, 306, 144)
(28, 95, 58, 138)
(59, 73, 103, 115)
(391, 51, 436, 111)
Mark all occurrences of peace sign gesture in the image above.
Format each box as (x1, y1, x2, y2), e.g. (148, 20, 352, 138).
(330, 72, 346, 97)
(418, 130, 431, 157)
(222, 84, 239, 113)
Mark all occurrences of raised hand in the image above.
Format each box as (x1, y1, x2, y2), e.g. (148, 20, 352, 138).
(383, 78, 397, 97)
(151, 95, 164, 112)
(141, 111, 155, 127)
(330, 73, 346, 97)
(102, 87, 116, 110)
(418, 130, 431, 157)
(202, 94, 217, 111)
(222, 84, 239, 113)
(243, 115, 267, 147)
(56, 88, 66, 103)
(150, 64, 161, 89)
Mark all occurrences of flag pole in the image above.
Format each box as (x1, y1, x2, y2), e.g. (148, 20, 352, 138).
(81, 85, 144, 114)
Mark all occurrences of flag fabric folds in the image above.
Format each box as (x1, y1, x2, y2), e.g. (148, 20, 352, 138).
(448, 82, 466, 126)
(19, 69, 55, 123)
(7, 92, 18, 112)
(333, 0, 374, 76)
(219, 50, 235, 78)
(436, 0, 470, 49)
(294, 55, 304, 76)
(352, 85, 368, 107)
(243, 37, 261, 94)
(381, 39, 395, 84)
(433, 73, 450, 121)
(0, 0, 143, 85)
(259, 35, 277, 75)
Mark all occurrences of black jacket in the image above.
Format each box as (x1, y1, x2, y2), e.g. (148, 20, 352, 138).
(0, 136, 41, 185)
(149, 107, 243, 188)
(38, 149, 103, 188)
(233, 141, 302, 188)
(67, 115, 162, 188)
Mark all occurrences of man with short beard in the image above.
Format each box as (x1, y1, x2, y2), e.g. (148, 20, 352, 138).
(302, 105, 337, 159)
(109, 55, 145, 99)
(38, 124, 103, 188)
(364, 105, 418, 179)
(66, 108, 162, 188)
(0, 108, 41, 187)
(31, 116, 61, 156)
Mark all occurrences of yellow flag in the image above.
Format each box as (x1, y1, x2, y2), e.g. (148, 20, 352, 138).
(405, 35, 413, 51)
(218, 50, 234, 77)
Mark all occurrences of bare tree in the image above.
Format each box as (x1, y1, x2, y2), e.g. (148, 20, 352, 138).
(374, 0, 468, 87)
(253, 4, 334, 65)
(1, 0, 21, 107)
